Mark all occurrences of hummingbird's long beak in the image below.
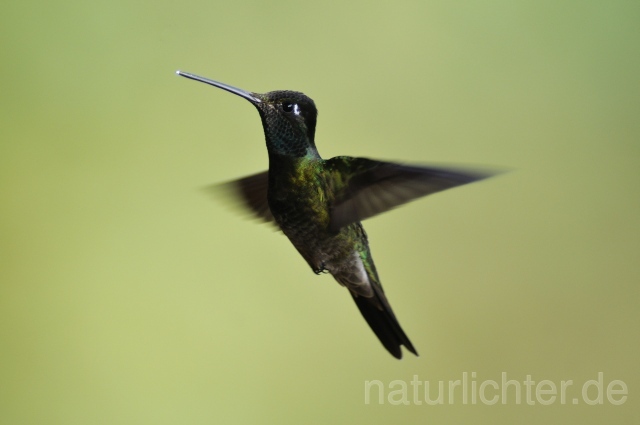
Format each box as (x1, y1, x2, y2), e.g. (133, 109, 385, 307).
(176, 71, 261, 103)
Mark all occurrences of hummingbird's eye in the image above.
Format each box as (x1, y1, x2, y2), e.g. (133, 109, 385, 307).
(282, 102, 295, 113)
(282, 102, 301, 115)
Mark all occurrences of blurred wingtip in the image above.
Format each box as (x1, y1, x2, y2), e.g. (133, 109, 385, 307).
(200, 182, 279, 231)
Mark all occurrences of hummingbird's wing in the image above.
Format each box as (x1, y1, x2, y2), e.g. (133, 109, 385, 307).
(208, 170, 276, 224)
(326, 157, 495, 231)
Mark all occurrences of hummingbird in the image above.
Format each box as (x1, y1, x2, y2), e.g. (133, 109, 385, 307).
(177, 70, 496, 359)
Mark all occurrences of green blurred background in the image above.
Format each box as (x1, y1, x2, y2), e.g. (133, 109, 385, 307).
(1, 1, 638, 423)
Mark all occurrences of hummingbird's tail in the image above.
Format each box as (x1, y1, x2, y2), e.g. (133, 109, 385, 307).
(350, 285, 418, 359)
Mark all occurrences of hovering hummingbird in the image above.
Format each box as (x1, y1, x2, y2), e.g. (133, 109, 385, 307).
(177, 70, 497, 359)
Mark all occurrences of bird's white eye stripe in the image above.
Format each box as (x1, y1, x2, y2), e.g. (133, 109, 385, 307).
(293, 104, 301, 115)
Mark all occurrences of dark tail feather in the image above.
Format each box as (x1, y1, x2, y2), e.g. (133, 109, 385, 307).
(351, 290, 418, 359)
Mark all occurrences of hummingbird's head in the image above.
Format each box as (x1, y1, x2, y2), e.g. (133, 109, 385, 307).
(253, 90, 319, 158)
(176, 71, 319, 159)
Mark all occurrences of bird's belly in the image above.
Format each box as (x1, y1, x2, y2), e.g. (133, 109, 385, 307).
(271, 195, 373, 297)
(269, 194, 352, 272)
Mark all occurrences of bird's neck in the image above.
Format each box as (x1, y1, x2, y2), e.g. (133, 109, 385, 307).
(268, 151, 323, 173)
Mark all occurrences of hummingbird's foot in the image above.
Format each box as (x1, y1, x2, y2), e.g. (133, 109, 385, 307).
(313, 262, 328, 275)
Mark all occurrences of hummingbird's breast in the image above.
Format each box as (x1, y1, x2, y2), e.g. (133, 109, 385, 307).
(267, 159, 329, 236)
(267, 157, 354, 272)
